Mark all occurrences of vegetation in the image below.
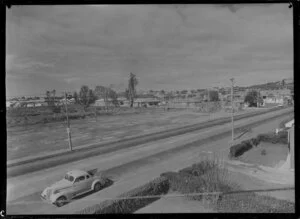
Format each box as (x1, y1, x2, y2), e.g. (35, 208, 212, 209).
(257, 131, 288, 144)
(208, 90, 219, 102)
(229, 131, 288, 158)
(94, 85, 119, 112)
(78, 177, 169, 214)
(162, 159, 294, 213)
(229, 140, 255, 158)
(78, 85, 97, 110)
(244, 90, 263, 107)
(126, 73, 138, 107)
(261, 149, 267, 156)
(215, 192, 294, 213)
(161, 159, 237, 203)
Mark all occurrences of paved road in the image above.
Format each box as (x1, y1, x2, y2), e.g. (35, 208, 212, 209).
(7, 106, 291, 177)
(6, 108, 292, 214)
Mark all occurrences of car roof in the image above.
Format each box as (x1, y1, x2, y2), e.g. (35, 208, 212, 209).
(66, 170, 87, 178)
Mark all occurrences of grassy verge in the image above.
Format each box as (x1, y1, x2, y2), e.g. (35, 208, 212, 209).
(229, 130, 288, 158)
(77, 176, 169, 214)
(161, 159, 294, 213)
(216, 192, 294, 213)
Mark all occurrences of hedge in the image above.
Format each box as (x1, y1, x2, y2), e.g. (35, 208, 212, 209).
(77, 176, 169, 214)
(229, 139, 255, 158)
(257, 131, 288, 145)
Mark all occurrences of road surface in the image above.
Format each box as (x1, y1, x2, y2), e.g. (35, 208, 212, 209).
(6, 108, 292, 214)
(7, 106, 291, 177)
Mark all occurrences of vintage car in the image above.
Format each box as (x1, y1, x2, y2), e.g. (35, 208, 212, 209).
(41, 169, 105, 207)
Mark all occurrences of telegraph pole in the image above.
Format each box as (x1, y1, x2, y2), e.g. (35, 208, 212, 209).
(230, 78, 235, 145)
(64, 92, 73, 151)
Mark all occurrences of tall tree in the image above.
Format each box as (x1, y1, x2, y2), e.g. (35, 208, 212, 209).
(244, 90, 263, 107)
(208, 90, 219, 102)
(79, 85, 96, 109)
(73, 91, 79, 104)
(127, 73, 138, 107)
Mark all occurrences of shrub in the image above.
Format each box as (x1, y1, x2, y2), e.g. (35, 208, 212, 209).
(161, 160, 238, 205)
(250, 138, 260, 147)
(261, 149, 267, 156)
(77, 176, 169, 214)
(257, 132, 288, 144)
(179, 160, 218, 177)
(229, 141, 253, 158)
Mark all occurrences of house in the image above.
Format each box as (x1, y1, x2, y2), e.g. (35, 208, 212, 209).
(134, 98, 160, 107)
(261, 89, 291, 105)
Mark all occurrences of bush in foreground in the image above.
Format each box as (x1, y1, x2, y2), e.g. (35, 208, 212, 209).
(161, 159, 238, 204)
(77, 176, 169, 214)
(162, 159, 294, 213)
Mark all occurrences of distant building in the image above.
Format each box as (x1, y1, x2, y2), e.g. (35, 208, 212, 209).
(260, 89, 291, 105)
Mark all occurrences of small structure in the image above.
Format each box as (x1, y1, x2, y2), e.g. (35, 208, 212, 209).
(285, 119, 294, 128)
(288, 125, 294, 170)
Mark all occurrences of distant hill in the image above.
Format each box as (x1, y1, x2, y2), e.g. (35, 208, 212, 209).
(246, 79, 293, 90)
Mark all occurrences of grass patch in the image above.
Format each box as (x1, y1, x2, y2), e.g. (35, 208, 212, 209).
(77, 176, 169, 214)
(215, 192, 294, 213)
(229, 130, 288, 158)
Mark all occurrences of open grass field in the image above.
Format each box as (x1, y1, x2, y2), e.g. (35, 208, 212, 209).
(7, 106, 259, 161)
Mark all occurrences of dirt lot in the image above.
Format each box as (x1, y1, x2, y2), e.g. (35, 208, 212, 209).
(7, 107, 257, 161)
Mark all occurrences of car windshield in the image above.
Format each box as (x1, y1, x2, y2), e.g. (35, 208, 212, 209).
(64, 174, 74, 182)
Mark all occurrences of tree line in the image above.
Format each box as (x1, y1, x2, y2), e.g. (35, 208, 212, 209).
(45, 72, 139, 110)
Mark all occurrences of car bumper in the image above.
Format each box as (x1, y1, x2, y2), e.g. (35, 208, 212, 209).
(40, 194, 54, 204)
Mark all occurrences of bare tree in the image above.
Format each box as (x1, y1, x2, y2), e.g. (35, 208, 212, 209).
(127, 72, 138, 108)
(95, 85, 118, 112)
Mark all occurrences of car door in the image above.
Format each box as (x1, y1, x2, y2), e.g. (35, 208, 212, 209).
(85, 174, 94, 190)
(73, 176, 87, 196)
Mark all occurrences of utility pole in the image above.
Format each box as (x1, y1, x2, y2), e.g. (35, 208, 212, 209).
(64, 92, 73, 151)
(230, 78, 235, 145)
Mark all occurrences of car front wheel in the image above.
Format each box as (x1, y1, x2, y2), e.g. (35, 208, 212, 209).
(94, 182, 102, 192)
(55, 196, 67, 207)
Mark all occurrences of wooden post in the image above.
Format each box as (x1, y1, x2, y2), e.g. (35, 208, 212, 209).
(230, 78, 235, 145)
(64, 92, 73, 151)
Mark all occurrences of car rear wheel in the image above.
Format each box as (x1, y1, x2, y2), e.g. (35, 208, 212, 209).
(94, 182, 101, 192)
(55, 196, 67, 207)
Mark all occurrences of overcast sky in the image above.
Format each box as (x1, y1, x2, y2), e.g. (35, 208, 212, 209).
(6, 4, 293, 97)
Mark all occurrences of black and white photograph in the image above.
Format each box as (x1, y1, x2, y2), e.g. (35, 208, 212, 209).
(5, 3, 295, 214)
